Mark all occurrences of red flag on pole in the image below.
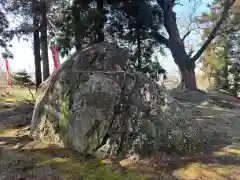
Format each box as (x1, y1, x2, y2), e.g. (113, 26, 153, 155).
(5, 59, 11, 88)
(50, 45, 60, 71)
(5, 59, 8, 70)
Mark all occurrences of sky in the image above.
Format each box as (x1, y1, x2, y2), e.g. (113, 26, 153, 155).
(1, 0, 211, 75)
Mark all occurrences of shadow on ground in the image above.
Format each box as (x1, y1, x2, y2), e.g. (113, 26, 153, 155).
(1, 131, 162, 180)
(0, 88, 239, 179)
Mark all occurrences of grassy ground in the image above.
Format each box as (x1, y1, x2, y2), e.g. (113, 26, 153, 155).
(0, 87, 240, 179)
(169, 90, 240, 180)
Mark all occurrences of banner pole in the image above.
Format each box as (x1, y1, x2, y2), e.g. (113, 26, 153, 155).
(5, 59, 11, 88)
(50, 45, 60, 71)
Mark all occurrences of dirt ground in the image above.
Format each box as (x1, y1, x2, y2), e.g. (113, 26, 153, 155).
(0, 88, 239, 180)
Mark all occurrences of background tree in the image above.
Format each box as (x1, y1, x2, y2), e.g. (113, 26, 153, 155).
(32, 0, 42, 88)
(40, 0, 50, 80)
(51, 0, 167, 80)
(148, 0, 236, 90)
(4, 0, 68, 88)
(50, 1, 102, 55)
(0, 2, 14, 59)
(4, 0, 43, 88)
(107, 0, 166, 79)
(3, 0, 236, 90)
(199, 0, 240, 96)
(12, 70, 35, 87)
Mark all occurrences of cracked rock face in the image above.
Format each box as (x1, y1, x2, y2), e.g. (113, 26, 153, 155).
(30, 42, 203, 159)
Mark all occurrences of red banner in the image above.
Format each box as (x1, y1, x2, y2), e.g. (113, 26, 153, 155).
(5, 59, 11, 88)
(50, 45, 60, 71)
(5, 59, 9, 70)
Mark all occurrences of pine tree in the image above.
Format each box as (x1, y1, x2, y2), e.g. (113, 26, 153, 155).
(0, 3, 14, 59)
(12, 70, 35, 87)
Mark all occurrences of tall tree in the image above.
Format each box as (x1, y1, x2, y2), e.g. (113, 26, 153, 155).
(4, 0, 43, 88)
(5, 0, 69, 86)
(40, 0, 50, 80)
(52, 1, 100, 55)
(107, 0, 166, 80)
(5, 0, 167, 81)
(0, 3, 14, 59)
(199, 0, 240, 96)
(95, 0, 105, 43)
(51, 0, 166, 81)
(150, 0, 235, 90)
(71, 0, 82, 50)
(32, 0, 42, 88)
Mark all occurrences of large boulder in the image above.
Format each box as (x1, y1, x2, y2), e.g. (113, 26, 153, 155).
(30, 42, 203, 159)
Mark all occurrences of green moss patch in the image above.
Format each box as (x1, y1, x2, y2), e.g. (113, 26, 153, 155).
(28, 150, 149, 180)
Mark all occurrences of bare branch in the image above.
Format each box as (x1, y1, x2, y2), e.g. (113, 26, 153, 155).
(190, 0, 236, 62)
(7, 25, 38, 35)
(181, 27, 201, 42)
(27, 85, 35, 102)
(181, 30, 192, 41)
(180, 1, 203, 42)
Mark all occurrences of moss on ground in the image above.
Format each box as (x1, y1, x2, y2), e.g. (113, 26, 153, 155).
(1, 88, 240, 180)
(0, 128, 18, 138)
(34, 155, 149, 180)
(0, 128, 151, 180)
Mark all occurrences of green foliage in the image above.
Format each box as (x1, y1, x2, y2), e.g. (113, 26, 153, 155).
(106, 0, 166, 80)
(0, 5, 14, 59)
(51, 1, 101, 56)
(2, 0, 167, 80)
(49, 0, 166, 80)
(199, 1, 240, 96)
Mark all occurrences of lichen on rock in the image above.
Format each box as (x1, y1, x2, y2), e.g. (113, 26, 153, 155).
(30, 41, 204, 159)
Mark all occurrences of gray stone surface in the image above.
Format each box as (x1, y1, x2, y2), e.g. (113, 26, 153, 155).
(30, 42, 203, 159)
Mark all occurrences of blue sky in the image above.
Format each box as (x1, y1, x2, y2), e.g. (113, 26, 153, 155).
(1, 0, 211, 74)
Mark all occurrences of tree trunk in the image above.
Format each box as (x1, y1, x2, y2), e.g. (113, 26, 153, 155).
(95, 0, 104, 43)
(155, 0, 234, 91)
(222, 60, 229, 90)
(232, 73, 239, 97)
(169, 39, 198, 90)
(72, 0, 82, 50)
(40, 0, 50, 80)
(162, 6, 198, 91)
(32, 0, 42, 90)
(136, 26, 141, 69)
(178, 65, 197, 90)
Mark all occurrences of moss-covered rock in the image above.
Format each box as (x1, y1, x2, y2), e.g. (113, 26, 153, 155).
(30, 42, 204, 159)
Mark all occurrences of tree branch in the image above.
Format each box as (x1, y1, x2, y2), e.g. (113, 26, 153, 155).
(216, 26, 240, 36)
(181, 30, 192, 42)
(181, 27, 199, 42)
(151, 30, 170, 48)
(8, 25, 38, 35)
(181, 1, 200, 42)
(190, 0, 235, 62)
